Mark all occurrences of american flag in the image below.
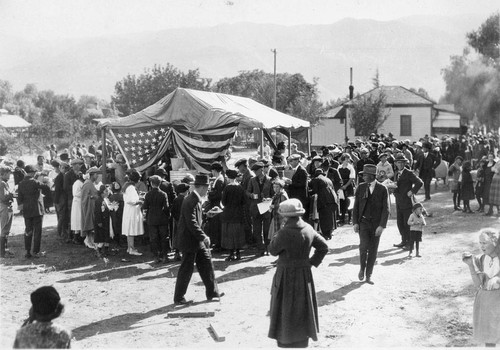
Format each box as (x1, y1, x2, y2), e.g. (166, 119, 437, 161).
(110, 126, 171, 170)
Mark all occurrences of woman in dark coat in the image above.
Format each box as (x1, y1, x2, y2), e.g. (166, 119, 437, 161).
(460, 161, 475, 213)
(268, 198, 329, 348)
(205, 162, 226, 250)
(220, 170, 247, 261)
(475, 158, 487, 212)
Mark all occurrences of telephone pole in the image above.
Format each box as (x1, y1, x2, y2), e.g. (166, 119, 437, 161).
(271, 49, 277, 110)
(346, 67, 354, 146)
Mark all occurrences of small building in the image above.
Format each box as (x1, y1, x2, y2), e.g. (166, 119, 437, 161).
(311, 86, 462, 146)
(0, 109, 31, 136)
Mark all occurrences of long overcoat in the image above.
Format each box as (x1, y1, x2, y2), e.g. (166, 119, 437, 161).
(268, 218, 328, 345)
(80, 179, 98, 232)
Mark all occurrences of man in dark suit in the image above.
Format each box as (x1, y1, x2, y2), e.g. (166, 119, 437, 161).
(414, 142, 439, 201)
(285, 154, 310, 221)
(235, 158, 254, 244)
(353, 164, 389, 284)
(246, 162, 273, 256)
(18, 165, 50, 258)
(52, 160, 69, 241)
(392, 155, 423, 250)
(309, 169, 338, 240)
(173, 174, 223, 305)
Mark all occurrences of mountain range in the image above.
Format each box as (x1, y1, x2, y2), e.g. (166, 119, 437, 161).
(0, 14, 487, 104)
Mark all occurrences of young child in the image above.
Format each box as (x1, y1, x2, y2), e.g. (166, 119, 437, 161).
(407, 202, 426, 258)
(460, 160, 475, 214)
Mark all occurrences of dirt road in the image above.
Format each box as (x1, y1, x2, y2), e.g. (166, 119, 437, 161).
(1, 185, 498, 348)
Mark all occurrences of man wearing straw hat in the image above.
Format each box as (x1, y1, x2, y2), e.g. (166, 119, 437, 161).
(353, 164, 389, 284)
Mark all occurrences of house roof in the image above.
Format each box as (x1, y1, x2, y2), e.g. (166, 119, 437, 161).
(0, 114, 31, 129)
(322, 105, 346, 119)
(344, 86, 435, 106)
(434, 104, 458, 113)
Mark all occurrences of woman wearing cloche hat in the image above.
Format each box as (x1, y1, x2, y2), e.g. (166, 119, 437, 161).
(268, 198, 329, 348)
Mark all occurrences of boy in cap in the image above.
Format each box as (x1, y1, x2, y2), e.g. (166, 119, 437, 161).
(407, 202, 426, 258)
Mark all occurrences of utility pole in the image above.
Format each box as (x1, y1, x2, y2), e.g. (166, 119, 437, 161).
(271, 49, 277, 110)
(346, 67, 354, 146)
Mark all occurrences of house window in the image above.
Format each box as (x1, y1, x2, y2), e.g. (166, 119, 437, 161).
(400, 115, 412, 136)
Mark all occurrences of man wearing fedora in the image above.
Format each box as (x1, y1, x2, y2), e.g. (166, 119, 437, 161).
(414, 142, 439, 201)
(64, 158, 83, 243)
(285, 154, 310, 223)
(352, 164, 389, 284)
(174, 173, 223, 304)
(17, 165, 51, 258)
(393, 154, 423, 250)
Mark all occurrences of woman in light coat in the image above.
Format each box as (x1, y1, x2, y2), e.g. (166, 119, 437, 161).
(70, 173, 84, 236)
(122, 169, 144, 255)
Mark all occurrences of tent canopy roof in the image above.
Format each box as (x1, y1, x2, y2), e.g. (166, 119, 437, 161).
(97, 88, 310, 130)
(0, 114, 31, 128)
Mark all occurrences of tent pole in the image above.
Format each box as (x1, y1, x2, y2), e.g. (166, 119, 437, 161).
(101, 127, 107, 184)
(260, 129, 264, 159)
(307, 128, 311, 155)
(288, 129, 292, 156)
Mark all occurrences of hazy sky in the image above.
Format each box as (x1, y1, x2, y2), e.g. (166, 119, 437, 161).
(2, 0, 499, 40)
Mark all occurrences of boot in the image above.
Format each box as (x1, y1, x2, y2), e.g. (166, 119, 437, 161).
(235, 249, 241, 261)
(0, 237, 6, 258)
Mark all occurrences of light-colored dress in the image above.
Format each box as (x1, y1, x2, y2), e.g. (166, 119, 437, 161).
(70, 179, 83, 231)
(122, 184, 144, 237)
(472, 254, 500, 344)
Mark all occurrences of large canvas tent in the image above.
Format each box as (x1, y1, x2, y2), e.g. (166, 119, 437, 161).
(97, 88, 310, 172)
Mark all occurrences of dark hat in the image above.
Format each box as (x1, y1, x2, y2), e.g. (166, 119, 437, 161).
(112, 181, 121, 192)
(394, 154, 408, 163)
(59, 153, 69, 161)
(194, 173, 210, 186)
(97, 184, 107, 195)
(155, 168, 168, 177)
(31, 286, 61, 316)
(312, 155, 322, 162)
(234, 158, 247, 168)
(50, 160, 61, 168)
(250, 162, 264, 171)
(321, 159, 330, 168)
(210, 162, 224, 172)
(24, 165, 37, 173)
(175, 183, 190, 194)
(268, 167, 279, 179)
(278, 198, 306, 217)
(360, 164, 377, 176)
(423, 142, 432, 150)
(412, 202, 423, 211)
(314, 168, 324, 177)
(225, 169, 239, 179)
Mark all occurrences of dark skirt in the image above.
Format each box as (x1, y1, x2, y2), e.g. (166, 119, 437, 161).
(409, 230, 422, 242)
(221, 222, 246, 250)
(461, 182, 475, 201)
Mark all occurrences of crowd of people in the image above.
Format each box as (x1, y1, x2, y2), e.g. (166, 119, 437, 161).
(1, 131, 499, 347)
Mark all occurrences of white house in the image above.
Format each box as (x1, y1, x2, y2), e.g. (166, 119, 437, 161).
(311, 86, 461, 146)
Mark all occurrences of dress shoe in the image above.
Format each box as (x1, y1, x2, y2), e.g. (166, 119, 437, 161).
(401, 246, 410, 251)
(25, 252, 32, 259)
(128, 248, 142, 256)
(174, 298, 193, 305)
(393, 242, 404, 248)
(224, 255, 233, 262)
(358, 270, 365, 281)
(208, 292, 225, 301)
(365, 276, 374, 284)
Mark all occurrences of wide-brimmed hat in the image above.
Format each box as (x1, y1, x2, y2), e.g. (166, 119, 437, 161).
(194, 173, 210, 186)
(175, 183, 190, 194)
(359, 164, 377, 176)
(412, 202, 423, 211)
(70, 158, 84, 165)
(312, 155, 322, 162)
(59, 153, 69, 161)
(394, 154, 408, 163)
(234, 158, 247, 168)
(31, 286, 61, 316)
(278, 198, 306, 217)
(86, 166, 100, 175)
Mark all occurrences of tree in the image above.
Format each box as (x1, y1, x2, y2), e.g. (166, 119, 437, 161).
(409, 87, 433, 101)
(349, 91, 390, 137)
(112, 63, 211, 115)
(441, 13, 500, 130)
(0, 80, 13, 108)
(372, 68, 380, 88)
(466, 12, 500, 62)
(213, 70, 324, 124)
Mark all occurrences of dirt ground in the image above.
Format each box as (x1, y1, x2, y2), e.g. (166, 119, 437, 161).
(1, 159, 499, 348)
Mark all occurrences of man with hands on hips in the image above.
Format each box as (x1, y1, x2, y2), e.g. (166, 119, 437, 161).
(353, 164, 390, 284)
